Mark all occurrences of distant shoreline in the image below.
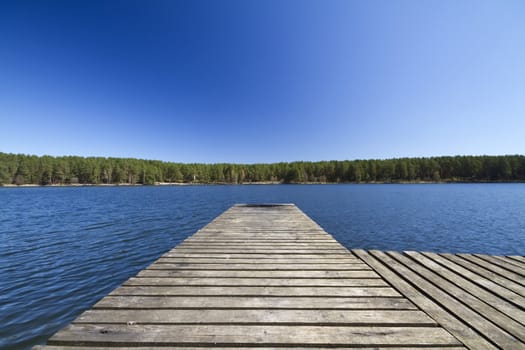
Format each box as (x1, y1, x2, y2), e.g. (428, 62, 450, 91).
(3, 153, 525, 186)
(2, 180, 525, 188)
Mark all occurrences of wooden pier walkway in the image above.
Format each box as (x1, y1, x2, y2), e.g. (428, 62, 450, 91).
(37, 204, 525, 349)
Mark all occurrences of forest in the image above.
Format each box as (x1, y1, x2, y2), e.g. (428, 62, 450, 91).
(1, 152, 524, 186)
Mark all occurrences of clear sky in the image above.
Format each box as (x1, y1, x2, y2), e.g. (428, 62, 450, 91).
(1, 0, 524, 163)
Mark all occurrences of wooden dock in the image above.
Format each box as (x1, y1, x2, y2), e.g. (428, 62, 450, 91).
(36, 204, 525, 349)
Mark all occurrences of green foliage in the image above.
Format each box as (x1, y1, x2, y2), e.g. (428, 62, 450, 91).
(0, 152, 524, 185)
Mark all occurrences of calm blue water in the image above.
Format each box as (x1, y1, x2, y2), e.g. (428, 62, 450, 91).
(1, 184, 524, 349)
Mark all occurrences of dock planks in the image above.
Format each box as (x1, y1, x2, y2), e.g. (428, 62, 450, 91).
(36, 204, 524, 350)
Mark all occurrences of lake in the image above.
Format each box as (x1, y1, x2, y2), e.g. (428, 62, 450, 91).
(1, 184, 524, 349)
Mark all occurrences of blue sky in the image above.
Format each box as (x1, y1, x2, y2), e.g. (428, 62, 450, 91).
(1, 0, 524, 163)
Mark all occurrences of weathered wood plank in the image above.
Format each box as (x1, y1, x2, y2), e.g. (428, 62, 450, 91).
(138, 269, 381, 279)
(109, 285, 401, 297)
(405, 251, 525, 342)
(353, 249, 498, 349)
(148, 263, 370, 270)
(492, 255, 525, 270)
(202, 224, 322, 228)
(195, 228, 326, 232)
(168, 249, 350, 254)
(191, 235, 332, 239)
(75, 309, 435, 326)
(37, 346, 468, 350)
(423, 252, 525, 310)
(474, 254, 525, 277)
(442, 253, 525, 297)
(459, 254, 525, 287)
(48, 324, 460, 347)
(124, 277, 388, 287)
(184, 238, 338, 243)
(162, 253, 354, 259)
(36, 346, 469, 350)
(204, 228, 327, 231)
(94, 296, 417, 310)
(508, 256, 525, 264)
(195, 228, 326, 230)
(179, 242, 344, 247)
(157, 258, 362, 264)
(387, 251, 522, 349)
(171, 248, 350, 254)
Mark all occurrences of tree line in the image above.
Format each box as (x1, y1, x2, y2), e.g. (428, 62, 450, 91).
(1, 152, 524, 186)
